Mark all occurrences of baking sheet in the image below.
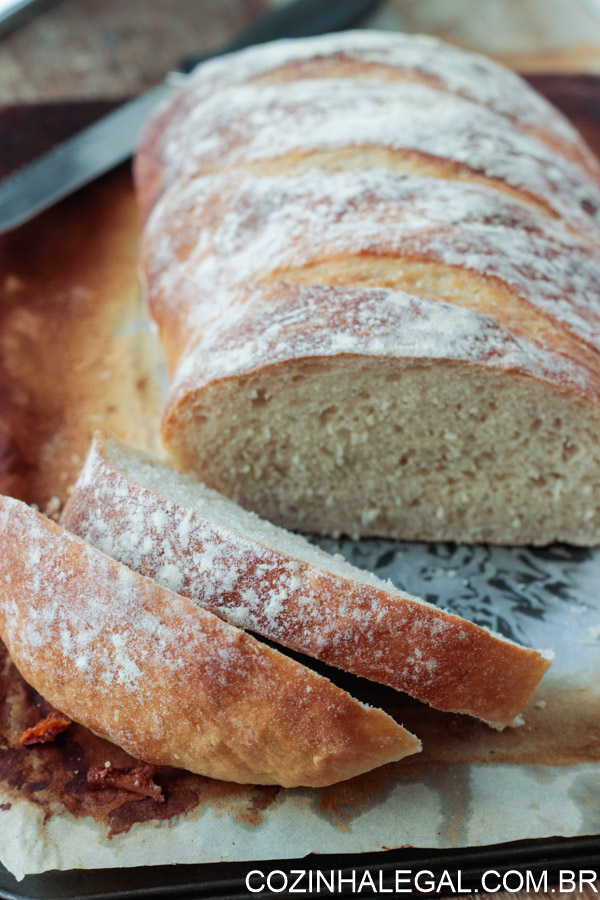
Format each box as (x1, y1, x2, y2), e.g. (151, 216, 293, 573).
(1, 87, 600, 881)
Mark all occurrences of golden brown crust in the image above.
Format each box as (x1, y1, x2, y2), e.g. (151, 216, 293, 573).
(61, 434, 552, 728)
(0, 495, 419, 787)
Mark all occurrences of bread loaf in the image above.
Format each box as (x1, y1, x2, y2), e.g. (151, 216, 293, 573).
(0, 494, 420, 786)
(135, 31, 600, 545)
(61, 434, 552, 729)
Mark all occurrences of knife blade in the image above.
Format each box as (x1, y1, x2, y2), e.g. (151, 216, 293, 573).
(0, 0, 382, 233)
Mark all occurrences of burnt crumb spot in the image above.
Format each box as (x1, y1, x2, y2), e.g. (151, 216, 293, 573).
(20, 711, 72, 746)
(108, 786, 199, 837)
(87, 763, 164, 803)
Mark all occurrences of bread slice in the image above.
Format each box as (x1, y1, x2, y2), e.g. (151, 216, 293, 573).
(0, 494, 419, 787)
(61, 434, 552, 729)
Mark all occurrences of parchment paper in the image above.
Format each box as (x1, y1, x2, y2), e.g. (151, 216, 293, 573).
(0, 157, 599, 884)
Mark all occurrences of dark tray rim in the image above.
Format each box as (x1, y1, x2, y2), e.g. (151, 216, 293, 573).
(2, 833, 600, 899)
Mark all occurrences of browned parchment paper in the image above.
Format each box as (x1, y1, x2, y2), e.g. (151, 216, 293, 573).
(1, 150, 600, 880)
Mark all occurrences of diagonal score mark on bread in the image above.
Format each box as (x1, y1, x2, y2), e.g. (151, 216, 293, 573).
(250, 64, 600, 178)
(136, 32, 600, 229)
(248, 61, 599, 177)
(139, 31, 600, 183)
(264, 255, 600, 367)
(142, 169, 600, 369)
(61, 433, 552, 730)
(0, 494, 420, 787)
(234, 149, 560, 223)
(141, 83, 600, 234)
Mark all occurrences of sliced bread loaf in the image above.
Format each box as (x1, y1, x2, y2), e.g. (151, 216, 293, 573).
(61, 433, 553, 729)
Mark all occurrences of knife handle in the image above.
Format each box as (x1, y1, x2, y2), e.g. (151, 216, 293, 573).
(179, 0, 382, 74)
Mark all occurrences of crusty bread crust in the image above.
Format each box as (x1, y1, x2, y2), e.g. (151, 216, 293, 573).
(135, 31, 600, 223)
(61, 434, 552, 729)
(0, 495, 420, 786)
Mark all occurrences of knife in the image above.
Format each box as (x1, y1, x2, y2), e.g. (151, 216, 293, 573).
(0, 0, 382, 234)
